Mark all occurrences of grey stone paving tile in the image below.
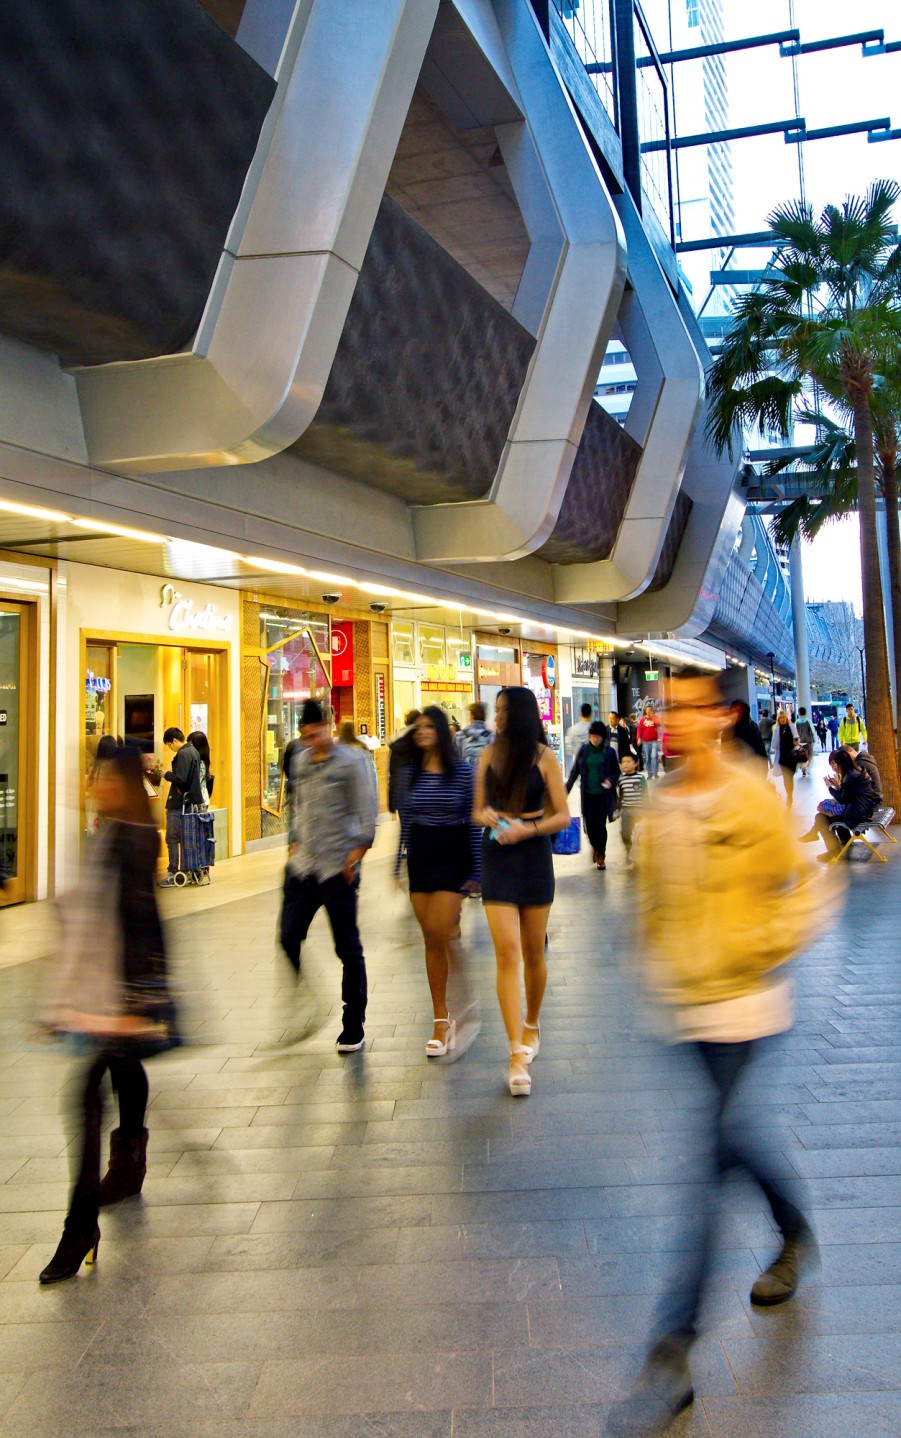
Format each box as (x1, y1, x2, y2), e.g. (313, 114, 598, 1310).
(0, 1253, 27, 1285)
(793, 1119, 901, 1146)
(701, 1392, 901, 1438)
(787, 1146, 901, 1178)
(430, 1188, 610, 1226)
(462, 1158, 629, 1192)
(0, 1375, 27, 1422)
(762, 1240, 901, 1288)
(246, 1100, 397, 1125)
(721, 1331, 901, 1394)
(527, 1290, 753, 1348)
(250, 1194, 432, 1233)
(169, 1145, 335, 1176)
(354, 1256, 562, 1306)
(492, 1338, 736, 1408)
(94, 1418, 453, 1438)
(395, 1221, 588, 1263)
(3, 1235, 215, 1282)
(148, 1266, 359, 1315)
(330, 1139, 489, 1166)
(451, 1401, 710, 1437)
(94, 1201, 261, 1238)
(557, 1249, 760, 1298)
(0, 1318, 100, 1371)
(247, 1352, 492, 1417)
(1, 1360, 262, 1430)
(0, 1274, 157, 1325)
(291, 1164, 462, 1200)
(741, 1281, 901, 1336)
(200, 1229, 399, 1272)
(583, 1212, 777, 1255)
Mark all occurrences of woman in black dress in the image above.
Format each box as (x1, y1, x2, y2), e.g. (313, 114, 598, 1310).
(473, 688, 570, 1096)
(400, 707, 481, 1056)
(38, 748, 178, 1283)
(769, 711, 800, 807)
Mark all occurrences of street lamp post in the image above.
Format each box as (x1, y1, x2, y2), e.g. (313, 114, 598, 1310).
(766, 651, 777, 715)
(856, 645, 866, 724)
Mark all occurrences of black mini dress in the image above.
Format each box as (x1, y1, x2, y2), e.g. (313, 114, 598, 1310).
(480, 761, 554, 907)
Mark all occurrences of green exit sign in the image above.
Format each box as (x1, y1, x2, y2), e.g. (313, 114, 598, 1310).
(459, 653, 472, 668)
(645, 670, 659, 681)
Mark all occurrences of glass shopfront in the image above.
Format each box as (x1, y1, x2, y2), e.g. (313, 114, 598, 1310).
(391, 620, 475, 732)
(0, 601, 37, 905)
(522, 645, 562, 766)
(258, 607, 331, 812)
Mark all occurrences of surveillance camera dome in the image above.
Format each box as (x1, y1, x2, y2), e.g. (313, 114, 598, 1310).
(321, 593, 342, 605)
(369, 601, 388, 614)
(498, 626, 512, 636)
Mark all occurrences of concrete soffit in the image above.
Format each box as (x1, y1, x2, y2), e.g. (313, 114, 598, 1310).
(69, 0, 441, 474)
(552, 191, 704, 606)
(410, 0, 627, 564)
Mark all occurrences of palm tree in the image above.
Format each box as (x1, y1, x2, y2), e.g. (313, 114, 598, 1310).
(707, 181, 901, 806)
(766, 388, 901, 771)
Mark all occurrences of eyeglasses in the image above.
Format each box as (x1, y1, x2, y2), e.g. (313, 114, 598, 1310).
(663, 702, 723, 715)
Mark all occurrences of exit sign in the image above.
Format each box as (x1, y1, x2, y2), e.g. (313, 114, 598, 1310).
(645, 670, 659, 681)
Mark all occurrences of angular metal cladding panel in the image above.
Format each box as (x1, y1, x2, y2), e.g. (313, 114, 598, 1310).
(289, 196, 536, 504)
(536, 403, 642, 564)
(645, 491, 694, 592)
(0, 0, 275, 366)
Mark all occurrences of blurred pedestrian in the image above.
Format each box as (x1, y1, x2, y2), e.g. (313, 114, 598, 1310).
(565, 702, 593, 765)
(636, 703, 660, 778)
(608, 710, 638, 764)
(826, 713, 839, 750)
(795, 707, 815, 777)
(565, 721, 620, 869)
(609, 668, 825, 1435)
(158, 727, 204, 887)
(388, 709, 421, 816)
(338, 720, 378, 808)
(38, 748, 178, 1284)
(399, 707, 481, 1056)
(456, 701, 492, 768)
(816, 716, 827, 752)
(616, 752, 647, 865)
(473, 688, 570, 1096)
(769, 710, 800, 806)
(725, 700, 767, 762)
(279, 700, 376, 1052)
(186, 730, 214, 806)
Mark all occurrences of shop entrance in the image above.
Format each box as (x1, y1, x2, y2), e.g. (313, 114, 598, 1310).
(84, 635, 230, 852)
(0, 601, 37, 906)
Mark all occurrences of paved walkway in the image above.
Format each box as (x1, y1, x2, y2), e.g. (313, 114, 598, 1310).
(0, 754, 899, 1435)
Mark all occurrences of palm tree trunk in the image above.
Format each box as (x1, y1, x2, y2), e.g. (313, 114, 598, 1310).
(853, 396, 901, 807)
(879, 457, 901, 771)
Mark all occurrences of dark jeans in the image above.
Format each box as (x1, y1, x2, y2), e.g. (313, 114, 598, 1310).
(280, 870, 367, 1030)
(165, 809, 182, 873)
(69, 1051, 149, 1226)
(661, 1040, 808, 1345)
(582, 792, 610, 858)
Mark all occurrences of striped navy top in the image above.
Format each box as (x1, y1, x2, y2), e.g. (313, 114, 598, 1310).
(399, 763, 481, 880)
(618, 772, 648, 809)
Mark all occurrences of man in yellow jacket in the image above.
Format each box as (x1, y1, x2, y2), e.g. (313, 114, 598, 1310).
(838, 702, 867, 748)
(609, 666, 833, 1437)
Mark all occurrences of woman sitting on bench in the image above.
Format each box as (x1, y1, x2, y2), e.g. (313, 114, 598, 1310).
(800, 749, 878, 859)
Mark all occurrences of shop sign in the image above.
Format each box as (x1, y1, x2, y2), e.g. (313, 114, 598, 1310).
(375, 673, 386, 740)
(477, 661, 500, 681)
(85, 670, 112, 693)
(586, 638, 615, 654)
(160, 583, 233, 636)
(423, 663, 458, 683)
(422, 680, 473, 693)
(573, 649, 599, 680)
(541, 655, 556, 688)
(331, 622, 354, 686)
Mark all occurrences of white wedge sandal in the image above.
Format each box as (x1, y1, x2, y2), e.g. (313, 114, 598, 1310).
(508, 1042, 533, 1096)
(426, 1017, 456, 1057)
(522, 1022, 540, 1064)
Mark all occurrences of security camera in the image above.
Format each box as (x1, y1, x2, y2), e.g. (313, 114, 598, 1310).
(321, 593, 342, 605)
(369, 602, 388, 614)
(498, 626, 512, 636)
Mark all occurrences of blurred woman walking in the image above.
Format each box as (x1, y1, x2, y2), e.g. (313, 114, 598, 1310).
(474, 688, 569, 1096)
(38, 748, 178, 1283)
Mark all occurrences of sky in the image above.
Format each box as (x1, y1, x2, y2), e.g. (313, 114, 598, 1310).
(696, 0, 900, 613)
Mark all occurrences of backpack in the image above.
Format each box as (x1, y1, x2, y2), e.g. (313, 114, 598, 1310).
(458, 723, 491, 767)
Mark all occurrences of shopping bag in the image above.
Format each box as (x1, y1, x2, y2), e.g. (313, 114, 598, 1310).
(552, 817, 582, 856)
(181, 811, 216, 870)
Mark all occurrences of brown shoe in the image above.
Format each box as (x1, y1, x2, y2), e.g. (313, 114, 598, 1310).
(98, 1128, 148, 1206)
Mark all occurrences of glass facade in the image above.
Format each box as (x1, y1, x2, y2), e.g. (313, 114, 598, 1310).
(260, 608, 331, 811)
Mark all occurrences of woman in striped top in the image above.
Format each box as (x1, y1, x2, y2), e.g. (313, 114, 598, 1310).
(399, 707, 481, 1056)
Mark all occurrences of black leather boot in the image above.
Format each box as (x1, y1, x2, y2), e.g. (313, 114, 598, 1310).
(39, 1207, 100, 1285)
(98, 1128, 148, 1206)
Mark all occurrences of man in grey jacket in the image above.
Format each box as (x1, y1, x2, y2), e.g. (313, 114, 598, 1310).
(279, 700, 376, 1052)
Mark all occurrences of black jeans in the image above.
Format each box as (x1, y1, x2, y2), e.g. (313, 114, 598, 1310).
(165, 809, 182, 873)
(582, 792, 610, 858)
(280, 870, 367, 1031)
(661, 1040, 808, 1345)
(69, 1051, 149, 1225)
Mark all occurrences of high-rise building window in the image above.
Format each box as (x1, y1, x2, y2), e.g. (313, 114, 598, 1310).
(686, 0, 700, 27)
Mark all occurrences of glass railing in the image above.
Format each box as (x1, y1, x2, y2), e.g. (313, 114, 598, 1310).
(549, 0, 617, 128)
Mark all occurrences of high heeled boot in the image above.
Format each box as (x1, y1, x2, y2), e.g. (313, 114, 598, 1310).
(39, 1198, 100, 1285)
(98, 1128, 148, 1206)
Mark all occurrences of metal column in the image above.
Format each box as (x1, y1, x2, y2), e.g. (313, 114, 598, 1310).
(788, 535, 811, 713)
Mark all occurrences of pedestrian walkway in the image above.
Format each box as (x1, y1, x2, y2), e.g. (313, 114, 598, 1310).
(0, 762, 899, 1435)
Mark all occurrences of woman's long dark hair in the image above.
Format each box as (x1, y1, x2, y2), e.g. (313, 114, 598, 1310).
(831, 748, 856, 780)
(490, 686, 546, 812)
(100, 747, 154, 825)
(187, 730, 212, 775)
(409, 705, 458, 785)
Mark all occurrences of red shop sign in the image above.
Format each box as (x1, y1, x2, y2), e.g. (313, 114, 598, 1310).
(331, 622, 354, 686)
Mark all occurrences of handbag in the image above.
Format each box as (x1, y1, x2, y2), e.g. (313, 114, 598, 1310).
(552, 817, 582, 855)
(181, 810, 216, 870)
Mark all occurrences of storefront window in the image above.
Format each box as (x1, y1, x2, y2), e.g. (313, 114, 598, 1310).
(446, 630, 472, 671)
(392, 621, 415, 666)
(261, 608, 331, 811)
(418, 624, 446, 667)
(85, 642, 115, 770)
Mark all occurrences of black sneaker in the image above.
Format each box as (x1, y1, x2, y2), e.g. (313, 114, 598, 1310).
(336, 1028, 365, 1053)
(607, 1337, 693, 1435)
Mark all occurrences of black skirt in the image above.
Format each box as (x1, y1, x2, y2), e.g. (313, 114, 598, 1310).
(407, 823, 471, 894)
(480, 831, 555, 907)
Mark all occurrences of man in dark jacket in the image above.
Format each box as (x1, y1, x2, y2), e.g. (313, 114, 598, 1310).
(843, 743, 882, 802)
(388, 710, 421, 814)
(159, 728, 202, 886)
(727, 701, 767, 761)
